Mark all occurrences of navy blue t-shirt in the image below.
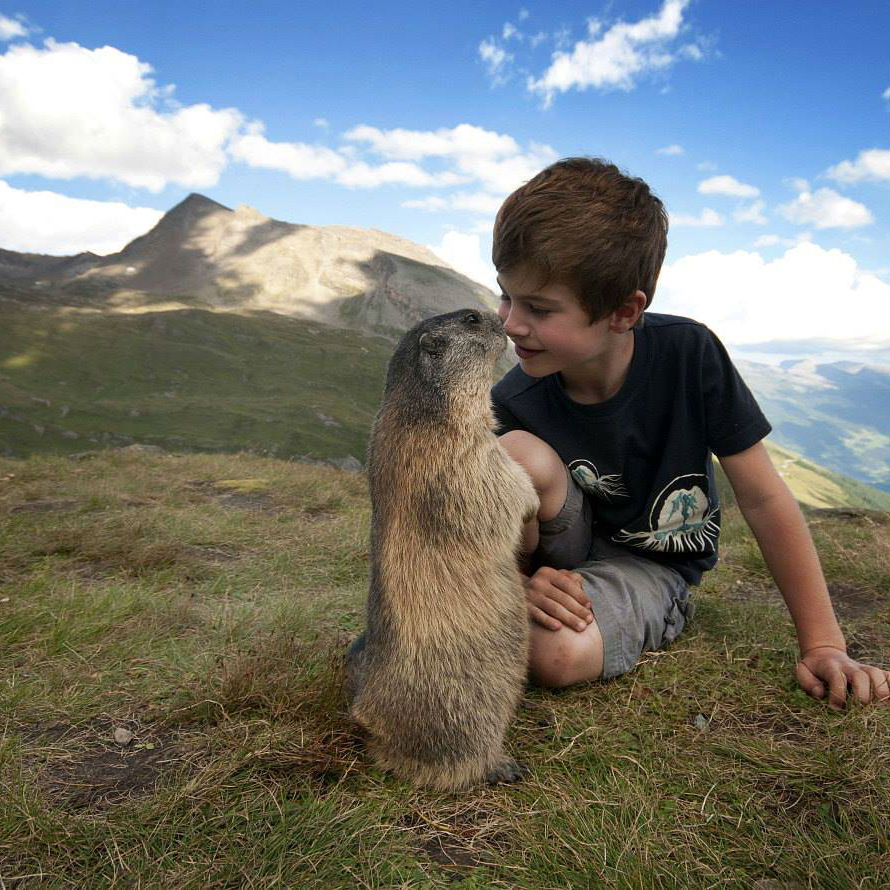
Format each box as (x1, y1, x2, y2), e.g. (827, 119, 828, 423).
(490, 313, 772, 585)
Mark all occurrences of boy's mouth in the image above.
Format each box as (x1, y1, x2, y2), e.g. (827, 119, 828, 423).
(514, 344, 544, 359)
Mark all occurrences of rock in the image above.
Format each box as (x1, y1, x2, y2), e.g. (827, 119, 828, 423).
(68, 450, 101, 461)
(693, 714, 709, 732)
(113, 727, 134, 746)
(327, 455, 362, 472)
(119, 444, 164, 455)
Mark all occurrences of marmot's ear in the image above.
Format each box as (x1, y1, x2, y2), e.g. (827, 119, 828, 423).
(419, 331, 449, 355)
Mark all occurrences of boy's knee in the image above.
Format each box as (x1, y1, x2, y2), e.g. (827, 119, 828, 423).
(528, 623, 604, 688)
(499, 431, 566, 521)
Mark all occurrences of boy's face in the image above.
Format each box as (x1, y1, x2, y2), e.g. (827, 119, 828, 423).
(496, 265, 616, 378)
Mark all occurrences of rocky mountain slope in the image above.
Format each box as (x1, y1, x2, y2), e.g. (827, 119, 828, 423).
(0, 193, 497, 337)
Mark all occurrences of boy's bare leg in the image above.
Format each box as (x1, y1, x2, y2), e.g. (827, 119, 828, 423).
(499, 430, 605, 688)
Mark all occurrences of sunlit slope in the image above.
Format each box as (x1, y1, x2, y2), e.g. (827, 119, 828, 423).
(0, 305, 393, 461)
(714, 441, 890, 512)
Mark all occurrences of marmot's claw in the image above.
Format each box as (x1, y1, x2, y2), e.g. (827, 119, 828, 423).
(486, 757, 530, 784)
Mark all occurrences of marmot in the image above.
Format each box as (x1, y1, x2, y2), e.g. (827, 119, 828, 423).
(347, 309, 539, 791)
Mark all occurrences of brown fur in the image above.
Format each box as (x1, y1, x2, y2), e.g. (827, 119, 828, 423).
(347, 309, 539, 790)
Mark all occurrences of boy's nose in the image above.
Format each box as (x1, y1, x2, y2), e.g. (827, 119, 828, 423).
(498, 303, 529, 338)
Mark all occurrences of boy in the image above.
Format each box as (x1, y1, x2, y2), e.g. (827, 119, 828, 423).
(491, 157, 889, 708)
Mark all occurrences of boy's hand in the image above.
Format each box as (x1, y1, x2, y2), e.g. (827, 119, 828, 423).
(522, 566, 593, 633)
(796, 646, 890, 710)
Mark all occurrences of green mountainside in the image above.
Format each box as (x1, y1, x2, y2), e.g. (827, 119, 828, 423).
(738, 359, 890, 491)
(2, 301, 888, 512)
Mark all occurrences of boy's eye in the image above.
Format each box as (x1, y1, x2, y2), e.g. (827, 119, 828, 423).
(499, 292, 510, 303)
(529, 306, 551, 317)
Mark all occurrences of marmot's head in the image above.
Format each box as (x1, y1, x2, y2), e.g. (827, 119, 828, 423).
(383, 310, 507, 413)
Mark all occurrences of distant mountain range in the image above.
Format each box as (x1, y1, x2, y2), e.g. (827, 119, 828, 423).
(737, 358, 889, 491)
(0, 193, 887, 507)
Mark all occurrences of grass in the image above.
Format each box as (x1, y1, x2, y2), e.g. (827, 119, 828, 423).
(0, 449, 887, 889)
(0, 304, 394, 461)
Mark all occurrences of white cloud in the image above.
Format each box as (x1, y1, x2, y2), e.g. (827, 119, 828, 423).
(231, 125, 467, 189)
(313, 117, 330, 129)
(698, 175, 759, 198)
(0, 180, 162, 255)
(335, 161, 465, 189)
(656, 144, 684, 155)
(344, 123, 519, 162)
(734, 200, 767, 225)
(657, 241, 890, 345)
(230, 126, 346, 179)
(479, 38, 514, 86)
(0, 14, 28, 40)
(778, 185, 873, 229)
(883, 86, 890, 100)
(825, 148, 890, 184)
(428, 230, 497, 291)
(348, 123, 556, 207)
(228, 121, 554, 204)
(752, 234, 786, 248)
(518, 8, 530, 22)
(670, 208, 723, 227)
(502, 22, 521, 41)
(403, 191, 505, 215)
(527, 0, 698, 105)
(0, 39, 242, 192)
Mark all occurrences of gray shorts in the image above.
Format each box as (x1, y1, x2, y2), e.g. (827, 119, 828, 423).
(534, 467, 693, 679)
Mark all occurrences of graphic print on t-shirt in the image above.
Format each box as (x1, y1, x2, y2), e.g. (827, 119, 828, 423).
(612, 473, 719, 554)
(569, 459, 629, 501)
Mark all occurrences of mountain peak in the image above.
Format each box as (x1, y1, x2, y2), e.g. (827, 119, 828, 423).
(172, 193, 232, 214)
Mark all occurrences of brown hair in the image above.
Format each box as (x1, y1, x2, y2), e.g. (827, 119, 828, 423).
(492, 157, 668, 321)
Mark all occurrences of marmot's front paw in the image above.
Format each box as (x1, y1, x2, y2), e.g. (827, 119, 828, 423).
(485, 757, 530, 785)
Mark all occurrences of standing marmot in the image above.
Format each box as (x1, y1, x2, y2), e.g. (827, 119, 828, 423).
(347, 309, 539, 790)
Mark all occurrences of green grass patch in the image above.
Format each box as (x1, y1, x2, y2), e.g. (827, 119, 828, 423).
(0, 451, 887, 889)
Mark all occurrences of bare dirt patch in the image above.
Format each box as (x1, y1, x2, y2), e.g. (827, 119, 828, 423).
(402, 801, 511, 875)
(24, 717, 190, 810)
(184, 478, 279, 512)
(7, 498, 80, 514)
(826, 581, 887, 620)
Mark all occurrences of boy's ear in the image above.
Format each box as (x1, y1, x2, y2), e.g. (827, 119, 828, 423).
(610, 290, 647, 333)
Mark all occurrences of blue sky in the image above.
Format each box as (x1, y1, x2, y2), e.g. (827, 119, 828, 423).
(0, 0, 888, 357)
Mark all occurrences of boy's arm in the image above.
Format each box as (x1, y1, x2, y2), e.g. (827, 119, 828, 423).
(718, 441, 890, 709)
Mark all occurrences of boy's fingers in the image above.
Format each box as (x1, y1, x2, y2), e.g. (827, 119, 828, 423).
(846, 667, 871, 705)
(556, 570, 592, 609)
(528, 604, 562, 631)
(825, 665, 848, 710)
(532, 576, 591, 621)
(528, 590, 590, 632)
(867, 667, 890, 702)
(795, 661, 825, 699)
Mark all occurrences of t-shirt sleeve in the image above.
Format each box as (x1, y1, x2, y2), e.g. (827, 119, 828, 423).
(700, 328, 772, 456)
(490, 390, 524, 436)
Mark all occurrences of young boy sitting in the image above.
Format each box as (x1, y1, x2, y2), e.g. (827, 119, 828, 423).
(491, 157, 889, 709)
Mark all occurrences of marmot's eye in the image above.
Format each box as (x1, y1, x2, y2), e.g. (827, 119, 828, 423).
(463, 312, 481, 324)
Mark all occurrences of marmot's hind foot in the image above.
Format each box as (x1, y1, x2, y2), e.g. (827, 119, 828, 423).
(485, 757, 529, 785)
